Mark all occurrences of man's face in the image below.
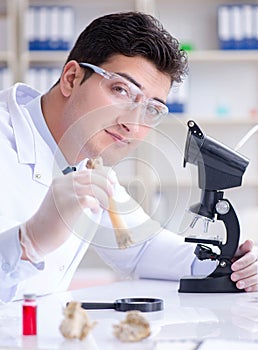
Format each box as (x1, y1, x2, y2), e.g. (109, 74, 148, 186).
(59, 55, 171, 166)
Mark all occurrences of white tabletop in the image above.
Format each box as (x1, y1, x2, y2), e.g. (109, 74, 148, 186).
(1, 278, 258, 349)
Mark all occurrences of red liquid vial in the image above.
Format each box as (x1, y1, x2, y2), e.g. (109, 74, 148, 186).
(22, 294, 37, 335)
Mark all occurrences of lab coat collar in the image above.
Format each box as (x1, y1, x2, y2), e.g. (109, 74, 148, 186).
(8, 83, 61, 186)
(8, 83, 38, 165)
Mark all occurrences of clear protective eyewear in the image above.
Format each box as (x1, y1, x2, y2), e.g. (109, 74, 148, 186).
(79, 62, 169, 127)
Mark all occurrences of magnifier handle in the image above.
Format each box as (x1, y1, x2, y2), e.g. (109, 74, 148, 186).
(80, 302, 115, 310)
(68, 297, 164, 312)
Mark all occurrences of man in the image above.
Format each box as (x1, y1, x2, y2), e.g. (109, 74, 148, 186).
(0, 12, 257, 303)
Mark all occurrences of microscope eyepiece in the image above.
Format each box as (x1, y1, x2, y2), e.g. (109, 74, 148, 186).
(184, 120, 249, 190)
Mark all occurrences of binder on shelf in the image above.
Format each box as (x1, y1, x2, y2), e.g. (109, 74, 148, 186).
(49, 6, 61, 50)
(26, 5, 75, 51)
(25, 6, 37, 50)
(231, 5, 244, 50)
(166, 78, 189, 114)
(255, 6, 258, 49)
(26, 67, 61, 93)
(242, 5, 255, 50)
(217, 3, 258, 50)
(166, 87, 183, 114)
(217, 5, 233, 50)
(61, 6, 75, 50)
(38, 6, 48, 51)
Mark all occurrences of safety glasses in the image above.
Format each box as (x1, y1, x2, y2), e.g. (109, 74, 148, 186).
(79, 62, 168, 127)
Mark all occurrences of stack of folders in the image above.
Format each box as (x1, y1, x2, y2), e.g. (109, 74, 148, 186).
(166, 77, 189, 114)
(218, 4, 258, 50)
(26, 67, 61, 93)
(25, 6, 75, 51)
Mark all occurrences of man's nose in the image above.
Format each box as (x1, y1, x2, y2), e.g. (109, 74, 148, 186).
(117, 105, 144, 134)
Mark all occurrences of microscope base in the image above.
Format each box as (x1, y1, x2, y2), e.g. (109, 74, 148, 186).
(178, 275, 243, 293)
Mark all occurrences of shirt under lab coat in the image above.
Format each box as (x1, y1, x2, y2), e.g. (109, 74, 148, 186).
(0, 83, 215, 303)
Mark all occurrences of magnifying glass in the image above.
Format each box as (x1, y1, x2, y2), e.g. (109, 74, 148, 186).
(68, 298, 164, 312)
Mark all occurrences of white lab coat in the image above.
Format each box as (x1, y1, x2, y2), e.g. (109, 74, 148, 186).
(0, 83, 213, 303)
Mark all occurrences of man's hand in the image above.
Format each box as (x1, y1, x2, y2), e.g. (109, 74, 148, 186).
(231, 240, 258, 292)
(21, 168, 114, 261)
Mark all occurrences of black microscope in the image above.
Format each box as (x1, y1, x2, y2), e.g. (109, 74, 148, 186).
(179, 120, 249, 293)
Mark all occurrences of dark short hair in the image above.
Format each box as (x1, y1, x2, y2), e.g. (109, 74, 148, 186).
(63, 11, 188, 85)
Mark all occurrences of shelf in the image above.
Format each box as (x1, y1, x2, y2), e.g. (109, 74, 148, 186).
(163, 115, 258, 126)
(22, 51, 68, 64)
(188, 50, 258, 62)
(23, 50, 258, 66)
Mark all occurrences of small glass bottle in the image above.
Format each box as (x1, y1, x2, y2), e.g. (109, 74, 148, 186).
(22, 293, 37, 336)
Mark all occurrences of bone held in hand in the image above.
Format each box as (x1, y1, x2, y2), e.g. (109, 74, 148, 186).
(86, 158, 134, 249)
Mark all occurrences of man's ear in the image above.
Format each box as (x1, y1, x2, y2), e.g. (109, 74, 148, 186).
(59, 60, 81, 97)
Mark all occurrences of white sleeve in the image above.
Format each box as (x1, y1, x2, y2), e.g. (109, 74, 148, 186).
(0, 226, 44, 303)
(93, 182, 216, 280)
(95, 225, 216, 281)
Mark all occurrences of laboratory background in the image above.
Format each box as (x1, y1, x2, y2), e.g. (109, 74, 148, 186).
(1, 0, 258, 289)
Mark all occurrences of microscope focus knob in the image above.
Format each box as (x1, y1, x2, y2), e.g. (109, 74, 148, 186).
(215, 200, 230, 215)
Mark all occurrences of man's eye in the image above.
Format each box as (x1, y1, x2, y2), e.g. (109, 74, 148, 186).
(113, 85, 127, 95)
(147, 104, 159, 116)
(111, 83, 131, 98)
